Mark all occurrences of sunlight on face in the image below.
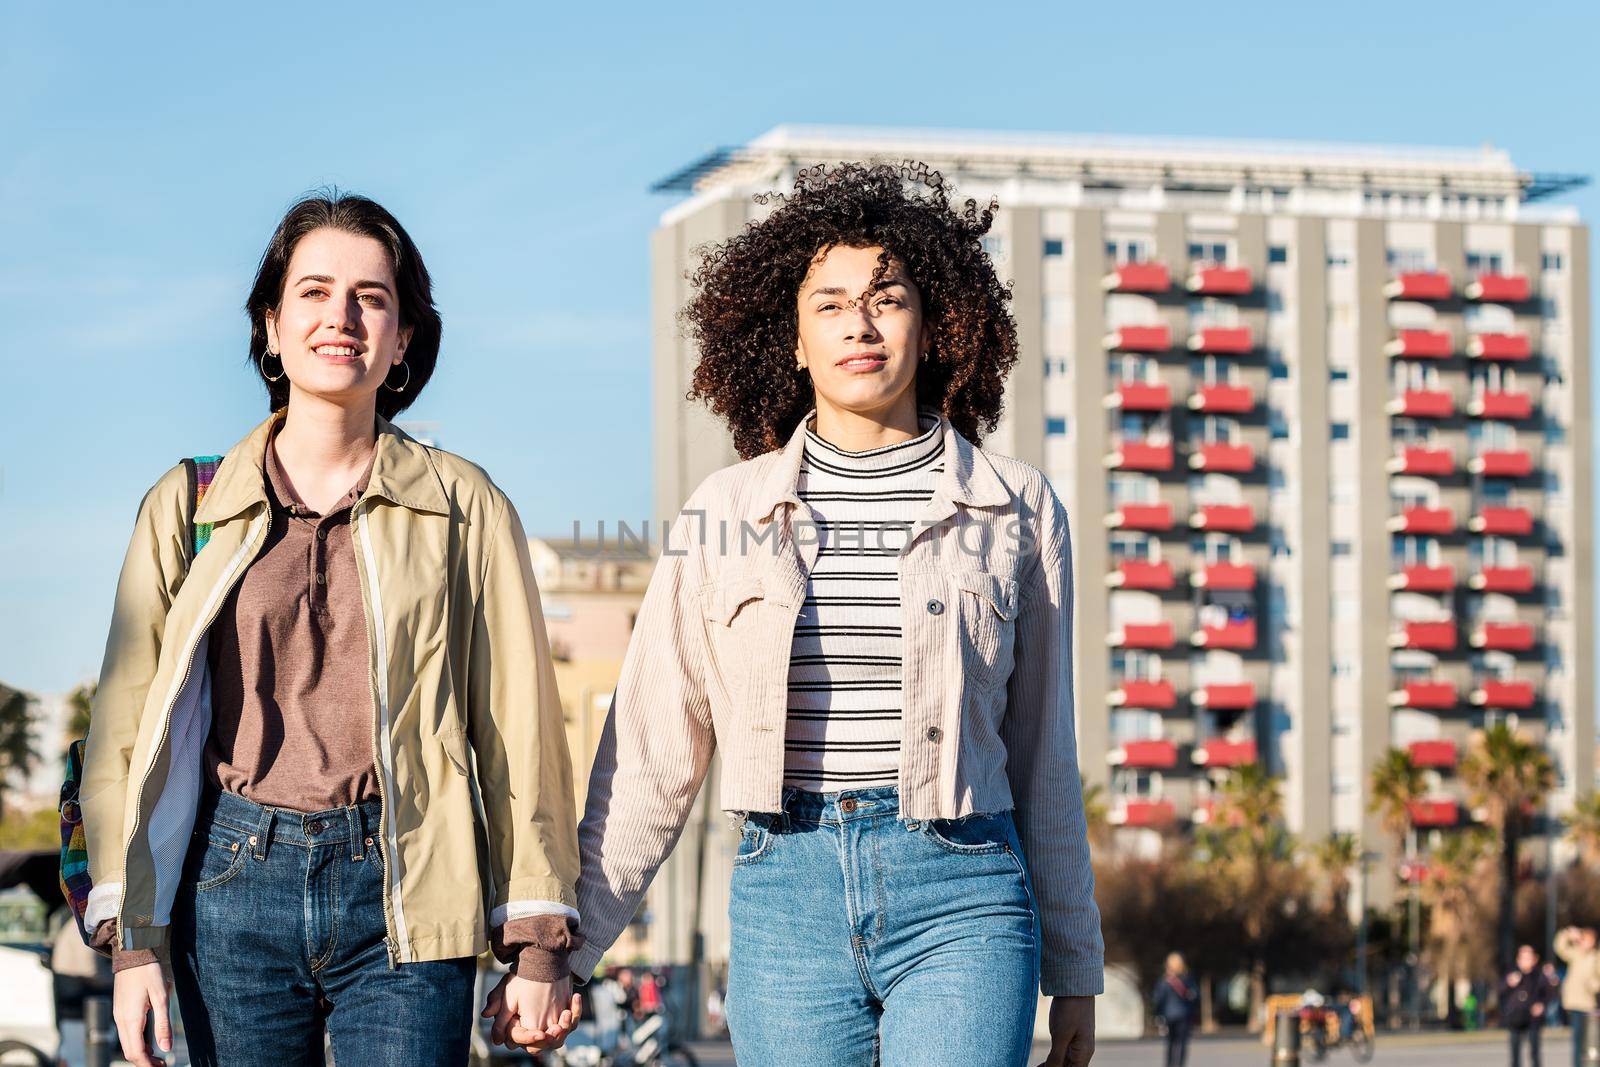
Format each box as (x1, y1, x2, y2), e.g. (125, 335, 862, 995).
(266, 228, 411, 411)
(794, 244, 929, 421)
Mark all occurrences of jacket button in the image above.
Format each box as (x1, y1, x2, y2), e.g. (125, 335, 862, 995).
(927, 727, 944, 742)
(927, 599, 944, 615)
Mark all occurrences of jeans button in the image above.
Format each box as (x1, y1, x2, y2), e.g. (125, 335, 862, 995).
(927, 727, 944, 743)
(307, 819, 326, 834)
(927, 599, 944, 615)
(840, 798, 858, 814)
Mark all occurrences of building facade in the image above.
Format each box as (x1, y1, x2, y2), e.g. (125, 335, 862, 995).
(649, 126, 1593, 904)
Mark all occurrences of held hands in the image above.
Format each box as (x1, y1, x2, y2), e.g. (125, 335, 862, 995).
(1038, 995, 1095, 1067)
(113, 961, 173, 1067)
(481, 971, 583, 1052)
(1507, 971, 1522, 986)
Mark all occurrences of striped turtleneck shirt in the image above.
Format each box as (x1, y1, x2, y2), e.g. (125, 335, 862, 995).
(783, 412, 944, 791)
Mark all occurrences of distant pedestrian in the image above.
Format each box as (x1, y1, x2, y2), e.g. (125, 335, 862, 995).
(1503, 944, 1558, 1067)
(1151, 953, 1198, 1066)
(1555, 927, 1600, 1067)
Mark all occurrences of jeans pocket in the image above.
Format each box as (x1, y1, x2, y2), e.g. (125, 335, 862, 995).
(923, 812, 1024, 867)
(189, 827, 250, 893)
(732, 821, 773, 867)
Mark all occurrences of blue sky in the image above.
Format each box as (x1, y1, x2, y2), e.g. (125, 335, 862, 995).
(2, 1, 1597, 694)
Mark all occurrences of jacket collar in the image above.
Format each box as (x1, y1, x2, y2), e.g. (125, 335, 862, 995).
(194, 411, 450, 524)
(745, 410, 1011, 526)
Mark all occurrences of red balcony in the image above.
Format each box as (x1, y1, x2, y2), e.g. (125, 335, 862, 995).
(1472, 621, 1535, 652)
(1387, 447, 1454, 476)
(1387, 506, 1455, 535)
(1195, 737, 1258, 768)
(1111, 739, 1179, 769)
(1105, 324, 1173, 352)
(1190, 383, 1255, 414)
(1191, 503, 1255, 532)
(1112, 559, 1176, 590)
(1389, 564, 1455, 592)
(1113, 798, 1176, 828)
(1114, 621, 1176, 649)
(1472, 678, 1536, 709)
(1387, 271, 1453, 301)
(1469, 450, 1533, 478)
(1468, 333, 1532, 361)
(1470, 506, 1533, 536)
(1109, 381, 1172, 411)
(1110, 502, 1174, 531)
(1392, 620, 1457, 651)
(1389, 680, 1457, 710)
(1108, 440, 1175, 471)
(1408, 740, 1459, 769)
(1196, 682, 1256, 710)
(1188, 326, 1254, 354)
(1103, 262, 1172, 293)
(1190, 442, 1254, 472)
(1187, 266, 1253, 296)
(1193, 561, 1256, 591)
(1469, 390, 1534, 420)
(1386, 329, 1454, 359)
(1466, 273, 1531, 303)
(1193, 618, 1256, 650)
(1388, 389, 1454, 418)
(1114, 679, 1177, 710)
(1407, 798, 1460, 827)
(1471, 565, 1535, 594)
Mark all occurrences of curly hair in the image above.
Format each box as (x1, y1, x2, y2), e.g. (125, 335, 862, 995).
(683, 161, 1018, 460)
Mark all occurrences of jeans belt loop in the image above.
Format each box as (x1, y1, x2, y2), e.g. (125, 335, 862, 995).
(252, 806, 275, 860)
(348, 806, 366, 862)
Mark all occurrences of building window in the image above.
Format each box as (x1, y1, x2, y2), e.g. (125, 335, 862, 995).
(1387, 247, 1432, 272)
(1542, 252, 1565, 272)
(1326, 249, 1352, 268)
(1188, 240, 1230, 265)
(1466, 251, 1505, 274)
(1330, 367, 1350, 381)
(1043, 238, 1065, 257)
(1269, 411, 1290, 440)
(1105, 237, 1152, 265)
(1270, 531, 1292, 559)
(1043, 358, 1070, 377)
(1330, 541, 1352, 556)
(1330, 423, 1350, 441)
(1268, 245, 1288, 264)
(1046, 417, 1068, 436)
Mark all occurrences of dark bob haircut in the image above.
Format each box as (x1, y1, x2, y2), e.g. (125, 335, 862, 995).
(246, 191, 441, 420)
(684, 161, 1018, 460)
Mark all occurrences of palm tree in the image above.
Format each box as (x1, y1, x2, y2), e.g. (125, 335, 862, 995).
(1081, 781, 1112, 849)
(1368, 747, 1426, 867)
(1420, 828, 1495, 1023)
(1565, 792, 1600, 868)
(66, 683, 95, 740)
(1459, 723, 1556, 974)
(1208, 762, 1292, 1029)
(1308, 832, 1360, 917)
(0, 683, 41, 823)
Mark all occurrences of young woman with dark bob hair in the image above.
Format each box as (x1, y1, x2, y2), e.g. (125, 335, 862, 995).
(543, 163, 1104, 1066)
(81, 192, 585, 1066)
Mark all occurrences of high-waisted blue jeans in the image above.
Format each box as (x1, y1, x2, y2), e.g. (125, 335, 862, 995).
(725, 786, 1041, 1067)
(169, 788, 476, 1067)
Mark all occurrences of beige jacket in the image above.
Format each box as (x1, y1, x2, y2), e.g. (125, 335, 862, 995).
(1556, 929, 1600, 1011)
(81, 414, 580, 965)
(572, 415, 1104, 997)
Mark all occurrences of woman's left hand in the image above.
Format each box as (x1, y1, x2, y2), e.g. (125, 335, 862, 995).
(482, 971, 582, 1051)
(1038, 995, 1095, 1066)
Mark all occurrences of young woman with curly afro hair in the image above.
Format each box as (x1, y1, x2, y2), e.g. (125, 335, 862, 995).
(567, 162, 1103, 1067)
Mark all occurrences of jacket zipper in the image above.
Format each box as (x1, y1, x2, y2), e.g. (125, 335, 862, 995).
(116, 509, 269, 943)
(354, 503, 404, 968)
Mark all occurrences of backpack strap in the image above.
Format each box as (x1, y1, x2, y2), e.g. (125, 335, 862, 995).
(180, 455, 225, 566)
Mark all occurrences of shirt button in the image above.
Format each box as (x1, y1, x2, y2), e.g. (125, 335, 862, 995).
(926, 599, 945, 616)
(927, 727, 944, 743)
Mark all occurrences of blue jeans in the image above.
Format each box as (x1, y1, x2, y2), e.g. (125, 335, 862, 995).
(726, 786, 1041, 1067)
(170, 789, 477, 1067)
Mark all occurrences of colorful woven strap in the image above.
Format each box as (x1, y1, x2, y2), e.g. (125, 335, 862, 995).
(58, 738, 92, 938)
(191, 455, 223, 555)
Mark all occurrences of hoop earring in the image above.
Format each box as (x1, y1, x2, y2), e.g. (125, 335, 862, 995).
(384, 361, 411, 393)
(259, 350, 285, 383)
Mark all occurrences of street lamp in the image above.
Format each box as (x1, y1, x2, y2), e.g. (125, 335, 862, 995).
(1356, 849, 1383, 999)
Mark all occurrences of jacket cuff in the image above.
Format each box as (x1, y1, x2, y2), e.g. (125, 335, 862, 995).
(1042, 960, 1105, 998)
(492, 914, 586, 983)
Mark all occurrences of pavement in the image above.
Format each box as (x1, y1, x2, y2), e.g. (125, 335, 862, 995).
(685, 1026, 1545, 1065)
